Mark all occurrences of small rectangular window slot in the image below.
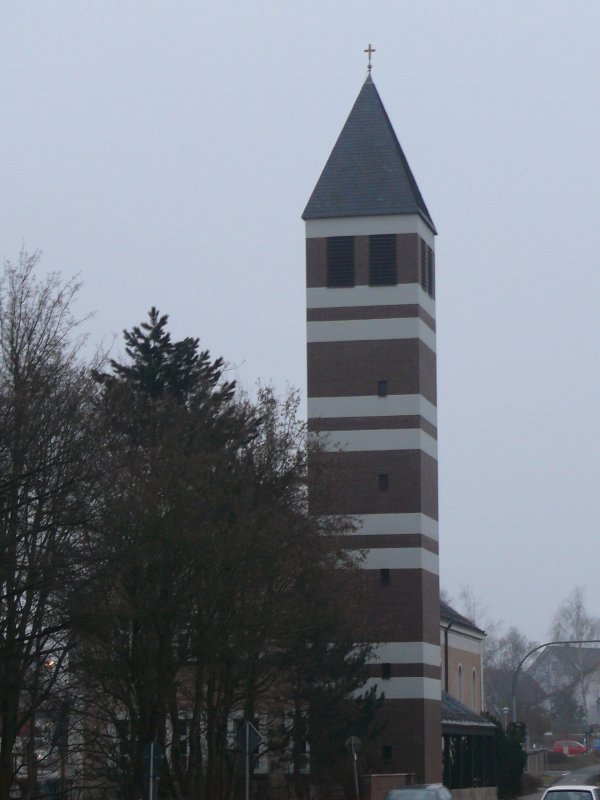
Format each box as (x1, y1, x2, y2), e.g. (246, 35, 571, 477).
(380, 568, 390, 585)
(381, 663, 391, 680)
(377, 380, 388, 397)
(378, 473, 389, 491)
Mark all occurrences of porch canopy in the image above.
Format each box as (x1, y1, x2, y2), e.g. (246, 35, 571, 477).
(442, 692, 496, 789)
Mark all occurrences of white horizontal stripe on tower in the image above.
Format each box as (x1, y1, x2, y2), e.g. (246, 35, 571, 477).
(368, 642, 441, 666)
(307, 318, 436, 351)
(357, 513, 438, 539)
(308, 394, 437, 427)
(304, 214, 435, 247)
(322, 513, 438, 540)
(307, 284, 435, 319)
(361, 676, 441, 701)
(316, 428, 438, 460)
(362, 547, 439, 574)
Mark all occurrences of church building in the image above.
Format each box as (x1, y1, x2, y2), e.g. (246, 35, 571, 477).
(303, 68, 441, 781)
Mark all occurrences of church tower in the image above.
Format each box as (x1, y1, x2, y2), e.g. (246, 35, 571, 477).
(303, 72, 441, 780)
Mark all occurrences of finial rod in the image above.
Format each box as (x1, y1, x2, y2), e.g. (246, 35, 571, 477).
(364, 43, 376, 73)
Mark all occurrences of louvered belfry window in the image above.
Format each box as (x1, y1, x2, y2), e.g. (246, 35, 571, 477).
(420, 237, 435, 299)
(369, 234, 396, 286)
(427, 246, 435, 299)
(326, 236, 354, 287)
(420, 239, 428, 291)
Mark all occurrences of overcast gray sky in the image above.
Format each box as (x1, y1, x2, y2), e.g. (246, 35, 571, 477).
(2, 1, 599, 645)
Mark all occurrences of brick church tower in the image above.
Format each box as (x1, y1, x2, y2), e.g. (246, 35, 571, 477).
(303, 73, 441, 780)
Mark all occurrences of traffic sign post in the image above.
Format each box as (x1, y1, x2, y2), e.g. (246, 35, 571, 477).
(345, 736, 361, 800)
(233, 721, 263, 800)
(143, 742, 164, 800)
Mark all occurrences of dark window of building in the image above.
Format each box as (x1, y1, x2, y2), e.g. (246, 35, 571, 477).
(176, 630, 191, 661)
(178, 717, 190, 770)
(420, 238, 428, 291)
(114, 718, 132, 768)
(381, 663, 391, 680)
(327, 236, 354, 287)
(382, 745, 392, 762)
(419, 237, 435, 298)
(377, 380, 388, 397)
(380, 568, 390, 585)
(378, 473, 389, 491)
(427, 246, 435, 299)
(369, 234, 396, 286)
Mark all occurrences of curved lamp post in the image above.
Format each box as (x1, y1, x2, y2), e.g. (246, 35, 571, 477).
(511, 639, 600, 723)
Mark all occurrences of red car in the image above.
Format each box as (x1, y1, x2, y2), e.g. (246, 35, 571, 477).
(553, 740, 586, 755)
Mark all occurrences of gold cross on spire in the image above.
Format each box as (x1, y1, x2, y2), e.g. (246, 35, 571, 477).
(364, 43, 376, 73)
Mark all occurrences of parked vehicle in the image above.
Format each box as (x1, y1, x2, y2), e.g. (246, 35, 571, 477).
(541, 786, 600, 800)
(384, 785, 453, 800)
(552, 740, 586, 755)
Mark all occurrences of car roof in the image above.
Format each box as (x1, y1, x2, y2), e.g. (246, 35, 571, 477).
(386, 789, 450, 799)
(544, 787, 599, 792)
(390, 786, 445, 791)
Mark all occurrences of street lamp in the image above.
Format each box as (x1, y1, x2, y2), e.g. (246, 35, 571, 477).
(511, 639, 600, 723)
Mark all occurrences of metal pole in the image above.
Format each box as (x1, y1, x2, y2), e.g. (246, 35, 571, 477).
(149, 742, 154, 800)
(245, 724, 250, 800)
(443, 623, 454, 694)
(351, 740, 360, 800)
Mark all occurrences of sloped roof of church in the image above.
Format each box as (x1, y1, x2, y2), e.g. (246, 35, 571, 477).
(440, 599, 485, 636)
(442, 692, 496, 735)
(302, 74, 436, 233)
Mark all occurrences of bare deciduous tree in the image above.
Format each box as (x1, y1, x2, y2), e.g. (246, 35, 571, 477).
(550, 587, 600, 644)
(0, 250, 97, 800)
(546, 587, 600, 730)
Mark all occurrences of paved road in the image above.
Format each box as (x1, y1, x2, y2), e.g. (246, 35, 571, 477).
(520, 764, 600, 800)
(552, 765, 600, 786)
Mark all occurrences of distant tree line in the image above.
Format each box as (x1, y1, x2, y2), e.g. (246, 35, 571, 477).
(448, 585, 600, 745)
(0, 252, 381, 800)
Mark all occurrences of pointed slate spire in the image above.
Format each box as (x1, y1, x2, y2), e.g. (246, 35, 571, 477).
(302, 75, 436, 233)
